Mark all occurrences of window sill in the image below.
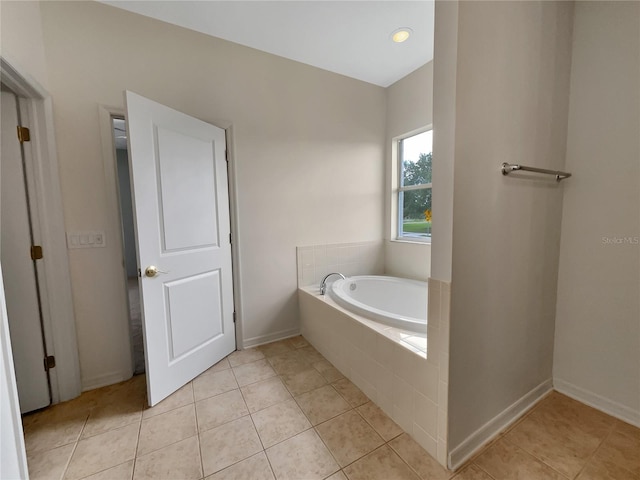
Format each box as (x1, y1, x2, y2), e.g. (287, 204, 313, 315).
(390, 238, 432, 246)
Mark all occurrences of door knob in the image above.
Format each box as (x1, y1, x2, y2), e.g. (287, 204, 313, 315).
(145, 266, 168, 278)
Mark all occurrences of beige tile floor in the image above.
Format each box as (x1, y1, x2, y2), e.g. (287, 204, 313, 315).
(23, 336, 639, 480)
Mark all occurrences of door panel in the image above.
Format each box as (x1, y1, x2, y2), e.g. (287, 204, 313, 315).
(125, 92, 235, 406)
(156, 126, 219, 251)
(0, 90, 50, 413)
(164, 270, 224, 361)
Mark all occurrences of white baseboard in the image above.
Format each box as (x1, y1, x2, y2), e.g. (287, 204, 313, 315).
(242, 328, 300, 349)
(554, 378, 640, 428)
(448, 379, 552, 470)
(81, 370, 132, 392)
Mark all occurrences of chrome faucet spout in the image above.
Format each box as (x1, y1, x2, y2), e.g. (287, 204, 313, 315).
(320, 272, 346, 295)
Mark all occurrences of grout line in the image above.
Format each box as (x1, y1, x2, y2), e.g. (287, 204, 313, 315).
(312, 423, 344, 474)
(129, 410, 143, 480)
(260, 440, 279, 478)
(195, 431, 207, 480)
(572, 421, 617, 480)
(469, 462, 498, 480)
(140, 382, 194, 420)
(292, 387, 349, 427)
(223, 342, 397, 475)
(386, 435, 439, 480)
(57, 440, 80, 480)
(75, 460, 134, 480)
(192, 388, 207, 480)
(201, 339, 324, 477)
(498, 397, 622, 480)
(244, 396, 268, 453)
(502, 437, 571, 479)
(197, 365, 261, 477)
(59, 409, 91, 480)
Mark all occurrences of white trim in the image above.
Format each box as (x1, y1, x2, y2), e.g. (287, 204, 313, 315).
(399, 183, 433, 192)
(98, 104, 135, 383)
(448, 379, 552, 470)
(395, 125, 434, 143)
(390, 238, 432, 246)
(554, 378, 640, 428)
(242, 328, 300, 349)
(392, 125, 434, 242)
(225, 126, 245, 351)
(0, 55, 48, 99)
(16, 92, 60, 404)
(397, 233, 432, 244)
(81, 371, 131, 392)
(1, 57, 81, 403)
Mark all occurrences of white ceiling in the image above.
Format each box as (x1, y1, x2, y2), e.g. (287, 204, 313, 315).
(100, 1, 434, 87)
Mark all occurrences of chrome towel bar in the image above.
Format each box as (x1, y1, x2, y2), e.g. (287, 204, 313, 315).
(501, 163, 572, 182)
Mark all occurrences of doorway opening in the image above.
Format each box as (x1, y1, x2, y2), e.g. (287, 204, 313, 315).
(111, 116, 145, 374)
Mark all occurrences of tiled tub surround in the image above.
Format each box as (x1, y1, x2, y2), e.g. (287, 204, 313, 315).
(299, 277, 451, 468)
(296, 241, 384, 287)
(299, 285, 428, 357)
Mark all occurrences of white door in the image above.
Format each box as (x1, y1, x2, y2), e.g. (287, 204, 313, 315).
(0, 263, 29, 480)
(1, 90, 51, 413)
(125, 92, 235, 406)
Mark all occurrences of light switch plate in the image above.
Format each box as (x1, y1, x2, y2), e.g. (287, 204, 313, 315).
(67, 231, 106, 249)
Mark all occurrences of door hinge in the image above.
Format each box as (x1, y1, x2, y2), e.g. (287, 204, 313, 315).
(17, 126, 30, 143)
(233, 311, 236, 323)
(225, 149, 229, 162)
(31, 245, 43, 260)
(229, 232, 232, 245)
(44, 356, 56, 371)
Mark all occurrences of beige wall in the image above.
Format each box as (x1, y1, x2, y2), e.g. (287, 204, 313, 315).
(554, 2, 640, 424)
(0, 1, 49, 90)
(36, 1, 385, 388)
(384, 63, 432, 281)
(446, 1, 574, 451)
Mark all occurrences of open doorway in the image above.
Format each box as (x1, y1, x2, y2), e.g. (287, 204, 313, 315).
(111, 117, 145, 374)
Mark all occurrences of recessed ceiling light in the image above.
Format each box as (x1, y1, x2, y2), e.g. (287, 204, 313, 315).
(391, 27, 413, 43)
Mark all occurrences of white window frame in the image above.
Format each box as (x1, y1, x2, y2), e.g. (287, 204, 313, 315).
(394, 127, 433, 244)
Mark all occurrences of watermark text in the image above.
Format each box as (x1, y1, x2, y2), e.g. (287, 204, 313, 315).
(601, 236, 639, 245)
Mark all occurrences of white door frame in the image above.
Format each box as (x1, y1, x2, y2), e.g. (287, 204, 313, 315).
(98, 105, 246, 361)
(224, 125, 246, 350)
(0, 57, 81, 404)
(98, 105, 136, 380)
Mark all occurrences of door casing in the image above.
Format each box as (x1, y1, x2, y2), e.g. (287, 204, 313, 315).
(98, 104, 246, 378)
(0, 57, 81, 404)
(1, 88, 51, 412)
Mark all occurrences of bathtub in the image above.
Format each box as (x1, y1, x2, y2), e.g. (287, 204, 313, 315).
(329, 275, 427, 334)
(298, 275, 442, 460)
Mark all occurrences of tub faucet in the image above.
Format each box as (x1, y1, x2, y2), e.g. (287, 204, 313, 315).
(320, 272, 346, 295)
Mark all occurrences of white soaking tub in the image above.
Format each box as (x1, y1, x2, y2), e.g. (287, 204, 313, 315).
(329, 275, 427, 334)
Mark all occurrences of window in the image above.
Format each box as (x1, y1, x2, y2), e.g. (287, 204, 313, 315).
(397, 130, 432, 241)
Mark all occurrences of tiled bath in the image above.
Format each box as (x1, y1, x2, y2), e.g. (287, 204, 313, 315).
(296, 241, 451, 467)
(296, 241, 384, 287)
(299, 280, 450, 467)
